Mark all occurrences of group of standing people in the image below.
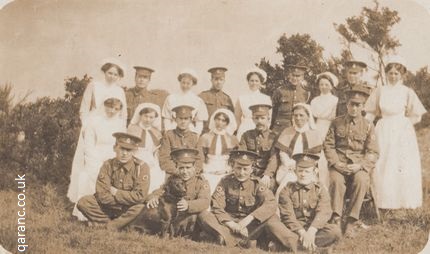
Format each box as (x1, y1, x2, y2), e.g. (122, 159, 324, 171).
(66, 55, 426, 252)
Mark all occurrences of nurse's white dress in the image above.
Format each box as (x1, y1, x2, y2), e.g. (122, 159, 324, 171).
(365, 82, 426, 209)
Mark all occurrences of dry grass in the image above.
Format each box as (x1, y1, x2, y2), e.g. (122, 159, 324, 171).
(1, 128, 429, 254)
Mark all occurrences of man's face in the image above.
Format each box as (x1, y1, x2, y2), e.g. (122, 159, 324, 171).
(347, 100, 364, 118)
(135, 71, 151, 88)
(176, 116, 192, 130)
(177, 162, 196, 181)
(114, 145, 135, 163)
(252, 114, 270, 131)
(295, 166, 316, 185)
(211, 76, 225, 91)
(346, 69, 362, 85)
(287, 72, 305, 86)
(232, 162, 253, 182)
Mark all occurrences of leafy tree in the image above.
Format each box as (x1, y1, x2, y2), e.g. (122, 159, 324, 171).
(257, 33, 327, 99)
(334, 0, 401, 86)
(404, 67, 430, 129)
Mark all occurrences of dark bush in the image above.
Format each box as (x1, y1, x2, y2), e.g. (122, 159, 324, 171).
(0, 75, 91, 193)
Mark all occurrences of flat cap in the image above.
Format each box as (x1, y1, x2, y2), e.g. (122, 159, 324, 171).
(208, 67, 228, 76)
(172, 105, 194, 118)
(171, 148, 199, 163)
(292, 152, 320, 168)
(229, 150, 259, 166)
(346, 84, 371, 103)
(249, 104, 272, 116)
(113, 132, 142, 149)
(133, 66, 155, 73)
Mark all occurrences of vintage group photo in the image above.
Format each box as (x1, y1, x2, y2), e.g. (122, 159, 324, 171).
(0, 0, 429, 253)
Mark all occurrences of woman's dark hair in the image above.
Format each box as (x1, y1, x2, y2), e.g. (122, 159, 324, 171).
(101, 63, 124, 78)
(246, 72, 264, 83)
(139, 107, 159, 117)
(178, 73, 197, 85)
(104, 98, 123, 109)
(214, 112, 230, 125)
(384, 63, 407, 75)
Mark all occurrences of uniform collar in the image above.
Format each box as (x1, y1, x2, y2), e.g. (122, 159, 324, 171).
(345, 114, 362, 125)
(210, 87, 223, 93)
(113, 158, 134, 172)
(256, 127, 270, 137)
(294, 181, 315, 191)
(174, 128, 190, 137)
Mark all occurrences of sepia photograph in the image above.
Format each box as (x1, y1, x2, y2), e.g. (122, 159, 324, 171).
(0, 0, 429, 253)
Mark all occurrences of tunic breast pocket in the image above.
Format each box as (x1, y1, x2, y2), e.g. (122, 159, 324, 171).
(291, 193, 301, 209)
(122, 181, 134, 191)
(279, 97, 291, 112)
(244, 196, 256, 207)
(352, 134, 366, 149)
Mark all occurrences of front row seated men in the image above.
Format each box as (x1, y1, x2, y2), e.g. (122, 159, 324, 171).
(324, 84, 378, 238)
(197, 150, 298, 251)
(77, 132, 149, 230)
(276, 153, 341, 252)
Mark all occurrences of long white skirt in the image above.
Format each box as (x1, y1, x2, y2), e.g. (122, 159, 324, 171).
(202, 155, 230, 194)
(134, 149, 165, 193)
(315, 118, 331, 188)
(373, 115, 422, 209)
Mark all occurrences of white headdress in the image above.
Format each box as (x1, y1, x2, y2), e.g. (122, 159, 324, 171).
(292, 103, 316, 130)
(208, 108, 237, 135)
(129, 103, 162, 131)
(246, 67, 267, 83)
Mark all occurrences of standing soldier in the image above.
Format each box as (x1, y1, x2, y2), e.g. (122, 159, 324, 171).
(334, 60, 370, 117)
(271, 64, 310, 134)
(276, 152, 341, 252)
(197, 150, 298, 251)
(158, 105, 204, 178)
(239, 104, 277, 189)
(199, 67, 235, 134)
(324, 85, 378, 238)
(77, 132, 149, 231)
(125, 66, 168, 125)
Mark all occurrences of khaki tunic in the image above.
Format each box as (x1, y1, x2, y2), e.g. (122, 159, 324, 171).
(77, 157, 150, 229)
(271, 82, 309, 134)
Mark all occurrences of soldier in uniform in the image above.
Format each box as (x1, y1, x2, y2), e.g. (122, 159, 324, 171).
(238, 104, 277, 189)
(276, 153, 341, 252)
(158, 105, 204, 177)
(199, 67, 235, 134)
(324, 85, 379, 238)
(135, 148, 210, 237)
(271, 64, 310, 134)
(334, 60, 369, 117)
(197, 150, 298, 251)
(125, 66, 168, 125)
(77, 132, 150, 230)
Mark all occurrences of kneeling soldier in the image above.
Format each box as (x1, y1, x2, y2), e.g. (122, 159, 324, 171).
(198, 150, 298, 250)
(277, 153, 341, 252)
(141, 148, 211, 237)
(77, 132, 150, 230)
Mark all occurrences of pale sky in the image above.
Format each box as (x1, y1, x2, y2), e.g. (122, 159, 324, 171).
(1, 0, 430, 103)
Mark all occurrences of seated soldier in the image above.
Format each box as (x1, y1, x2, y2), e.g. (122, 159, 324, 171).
(238, 104, 277, 190)
(158, 105, 204, 178)
(197, 150, 297, 251)
(142, 148, 211, 238)
(324, 85, 378, 238)
(77, 132, 150, 230)
(276, 153, 341, 252)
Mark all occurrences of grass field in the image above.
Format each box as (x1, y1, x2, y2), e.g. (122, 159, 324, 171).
(1, 128, 429, 254)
